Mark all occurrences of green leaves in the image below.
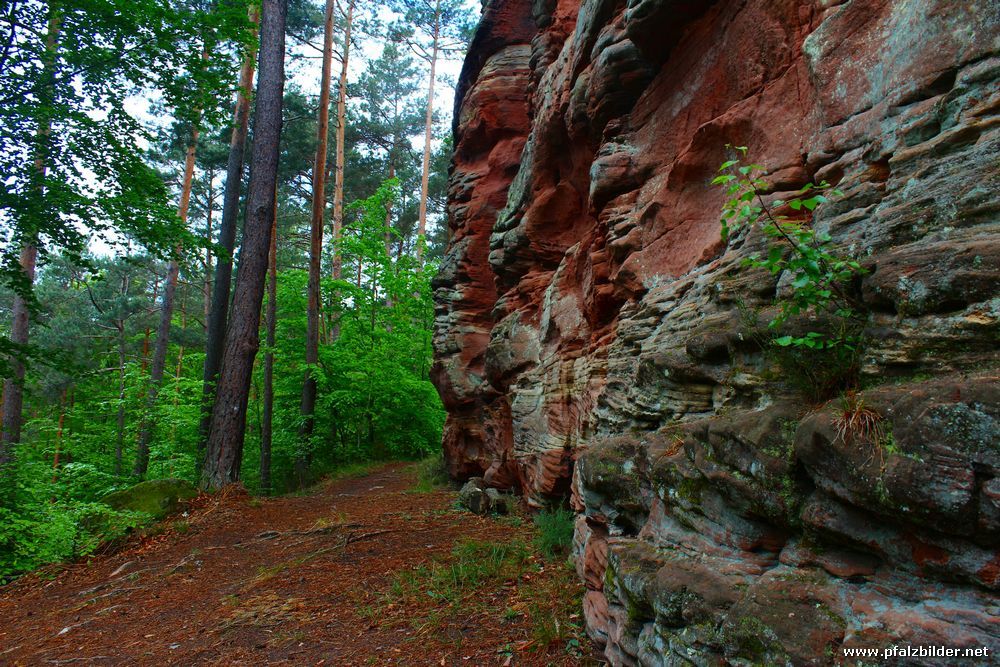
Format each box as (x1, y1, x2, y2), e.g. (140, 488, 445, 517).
(712, 149, 868, 352)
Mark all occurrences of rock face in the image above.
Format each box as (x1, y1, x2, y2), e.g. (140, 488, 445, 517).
(433, 0, 1000, 662)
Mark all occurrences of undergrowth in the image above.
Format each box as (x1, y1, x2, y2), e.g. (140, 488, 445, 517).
(412, 453, 451, 492)
(371, 516, 588, 657)
(533, 506, 576, 559)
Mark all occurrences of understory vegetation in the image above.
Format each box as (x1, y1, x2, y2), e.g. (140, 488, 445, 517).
(368, 506, 585, 658)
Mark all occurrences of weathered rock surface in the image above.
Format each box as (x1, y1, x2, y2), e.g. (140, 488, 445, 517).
(434, 0, 1000, 662)
(457, 477, 513, 514)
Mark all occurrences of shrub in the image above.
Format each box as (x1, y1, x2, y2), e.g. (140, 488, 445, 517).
(716, 147, 868, 398)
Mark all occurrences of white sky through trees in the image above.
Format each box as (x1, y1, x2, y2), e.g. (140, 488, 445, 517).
(90, 0, 479, 257)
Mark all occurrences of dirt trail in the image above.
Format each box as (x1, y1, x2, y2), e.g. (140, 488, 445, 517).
(0, 464, 596, 666)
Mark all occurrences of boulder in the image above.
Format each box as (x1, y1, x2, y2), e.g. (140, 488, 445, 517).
(102, 479, 198, 519)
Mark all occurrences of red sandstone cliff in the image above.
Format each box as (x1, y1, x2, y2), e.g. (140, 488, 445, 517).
(434, 0, 1000, 662)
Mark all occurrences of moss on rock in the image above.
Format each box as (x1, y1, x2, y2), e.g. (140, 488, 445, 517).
(102, 479, 198, 519)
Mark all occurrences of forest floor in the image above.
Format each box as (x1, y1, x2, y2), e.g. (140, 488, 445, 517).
(0, 463, 602, 666)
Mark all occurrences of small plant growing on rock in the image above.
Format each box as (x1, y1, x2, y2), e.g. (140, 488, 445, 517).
(714, 147, 868, 350)
(834, 391, 885, 447)
(715, 147, 870, 399)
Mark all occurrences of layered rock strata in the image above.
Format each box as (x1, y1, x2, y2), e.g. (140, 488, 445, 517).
(433, 0, 1000, 662)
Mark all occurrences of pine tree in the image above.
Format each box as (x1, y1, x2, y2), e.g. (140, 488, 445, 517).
(203, 0, 287, 491)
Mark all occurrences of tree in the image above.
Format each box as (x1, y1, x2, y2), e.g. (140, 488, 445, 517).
(199, 3, 261, 454)
(392, 0, 473, 262)
(202, 0, 287, 491)
(354, 41, 423, 243)
(1, 5, 60, 471)
(261, 207, 278, 495)
(297, 0, 337, 482)
(135, 123, 199, 477)
(0, 0, 254, 479)
(330, 0, 356, 281)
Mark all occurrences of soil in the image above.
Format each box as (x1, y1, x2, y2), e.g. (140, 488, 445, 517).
(0, 464, 602, 666)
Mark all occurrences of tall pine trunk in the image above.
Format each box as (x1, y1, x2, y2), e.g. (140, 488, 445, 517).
(415, 0, 440, 263)
(330, 0, 354, 281)
(199, 4, 260, 456)
(134, 130, 198, 477)
(296, 0, 336, 484)
(261, 208, 277, 495)
(1, 11, 60, 470)
(202, 0, 286, 491)
(203, 171, 214, 330)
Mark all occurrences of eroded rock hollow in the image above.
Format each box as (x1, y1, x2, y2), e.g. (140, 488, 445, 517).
(433, 0, 1000, 662)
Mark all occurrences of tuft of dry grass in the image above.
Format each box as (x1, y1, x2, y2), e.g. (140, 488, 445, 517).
(834, 391, 885, 446)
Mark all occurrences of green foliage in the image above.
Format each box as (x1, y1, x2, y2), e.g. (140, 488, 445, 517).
(413, 453, 451, 492)
(533, 507, 576, 560)
(0, 0, 460, 578)
(0, 459, 147, 582)
(713, 147, 867, 352)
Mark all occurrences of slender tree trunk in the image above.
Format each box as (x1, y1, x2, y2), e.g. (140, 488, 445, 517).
(51, 388, 67, 483)
(1, 11, 60, 469)
(169, 302, 186, 447)
(203, 172, 214, 331)
(202, 0, 286, 492)
(115, 326, 127, 477)
(199, 4, 261, 456)
(384, 162, 395, 255)
(416, 1, 440, 263)
(134, 129, 198, 478)
(261, 211, 277, 495)
(330, 0, 354, 281)
(297, 0, 336, 483)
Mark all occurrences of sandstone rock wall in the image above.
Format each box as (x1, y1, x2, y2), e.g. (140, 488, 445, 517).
(433, 0, 1000, 662)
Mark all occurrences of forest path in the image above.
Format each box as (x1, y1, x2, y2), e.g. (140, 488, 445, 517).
(0, 464, 592, 666)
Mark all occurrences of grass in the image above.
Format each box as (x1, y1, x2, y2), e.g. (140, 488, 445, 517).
(365, 505, 591, 660)
(834, 391, 885, 447)
(521, 559, 586, 654)
(411, 453, 452, 493)
(533, 507, 576, 559)
(390, 539, 532, 607)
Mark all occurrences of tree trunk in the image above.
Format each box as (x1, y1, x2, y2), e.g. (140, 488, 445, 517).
(297, 0, 336, 480)
(115, 325, 127, 477)
(199, 4, 261, 455)
(261, 210, 277, 495)
(202, 0, 286, 492)
(51, 388, 67, 484)
(330, 0, 355, 281)
(415, 0, 440, 264)
(134, 128, 198, 478)
(203, 170, 214, 331)
(1, 11, 60, 468)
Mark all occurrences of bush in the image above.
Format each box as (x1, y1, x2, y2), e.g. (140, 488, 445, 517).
(714, 147, 867, 349)
(0, 499, 146, 582)
(716, 148, 868, 399)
